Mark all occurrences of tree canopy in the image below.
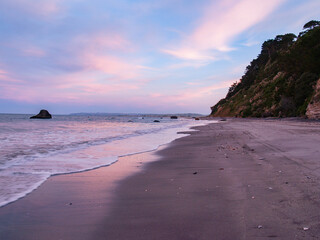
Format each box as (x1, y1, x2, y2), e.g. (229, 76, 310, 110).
(303, 20, 320, 30)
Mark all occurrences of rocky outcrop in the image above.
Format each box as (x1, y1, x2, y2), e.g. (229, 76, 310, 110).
(306, 79, 320, 119)
(30, 109, 52, 119)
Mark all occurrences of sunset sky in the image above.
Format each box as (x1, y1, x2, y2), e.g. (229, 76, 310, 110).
(0, 0, 320, 114)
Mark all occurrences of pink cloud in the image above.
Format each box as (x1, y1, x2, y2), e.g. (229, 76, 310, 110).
(80, 83, 139, 94)
(0, 70, 232, 113)
(0, 69, 24, 83)
(51, 73, 142, 96)
(162, 49, 215, 61)
(0, 68, 146, 104)
(180, 79, 236, 99)
(166, 79, 236, 102)
(125, 79, 234, 113)
(74, 33, 135, 53)
(0, 34, 151, 105)
(159, 79, 236, 112)
(83, 53, 140, 80)
(166, 60, 211, 69)
(130, 79, 236, 110)
(0, 40, 46, 58)
(22, 46, 46, 57)
(163, 0, 286, 62)
(0, 69, 7, 75)
(70, 32, 145, 80)
(2, 0, 62, 17)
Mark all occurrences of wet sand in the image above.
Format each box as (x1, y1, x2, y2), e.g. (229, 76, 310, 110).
(1, 119, 320, 239)
(0, 149, 161, 240)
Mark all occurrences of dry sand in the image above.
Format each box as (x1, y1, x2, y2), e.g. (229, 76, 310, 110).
(1, 118, 320, 239)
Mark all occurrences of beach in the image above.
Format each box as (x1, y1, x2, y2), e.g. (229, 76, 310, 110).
(1, 118, 320, 239)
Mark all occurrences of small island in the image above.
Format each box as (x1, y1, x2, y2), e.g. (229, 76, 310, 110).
(30, 109, 52, 119)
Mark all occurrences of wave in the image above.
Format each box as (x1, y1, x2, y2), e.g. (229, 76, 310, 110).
(0, 117, 208, 207)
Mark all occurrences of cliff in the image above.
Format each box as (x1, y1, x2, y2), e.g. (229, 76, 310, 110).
(210, 21, 320, 119)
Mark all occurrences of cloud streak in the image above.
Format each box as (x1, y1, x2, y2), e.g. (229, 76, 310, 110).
(163, 0, 286, 63)
(146, 79, 235, 106)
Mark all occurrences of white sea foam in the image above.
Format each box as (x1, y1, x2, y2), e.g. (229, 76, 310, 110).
(0, 114, 210, 207)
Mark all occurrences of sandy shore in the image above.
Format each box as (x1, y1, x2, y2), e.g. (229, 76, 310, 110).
(0, 147, 161, 240)
(1, 118, 320, 239)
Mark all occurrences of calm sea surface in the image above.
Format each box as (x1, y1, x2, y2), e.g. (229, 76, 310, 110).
(0, 114, 208, 207)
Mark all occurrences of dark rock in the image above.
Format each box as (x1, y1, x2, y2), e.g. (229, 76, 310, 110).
(30, 109, 52, 119)
(195, 117, 200, 120)
(170, 116, 178, 119)
(153, 120, 160, 122)
(193, 172, 198, 175)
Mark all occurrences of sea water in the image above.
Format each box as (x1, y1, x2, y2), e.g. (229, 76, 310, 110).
(0, 114, 208, 207)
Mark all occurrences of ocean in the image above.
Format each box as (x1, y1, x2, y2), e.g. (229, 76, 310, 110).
(0, 114, 207, 207)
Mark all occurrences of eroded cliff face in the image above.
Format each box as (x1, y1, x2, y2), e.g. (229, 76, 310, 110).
(306, 79, 320, 119)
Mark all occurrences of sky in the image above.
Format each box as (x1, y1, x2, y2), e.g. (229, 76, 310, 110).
(0, 0, 320, 114)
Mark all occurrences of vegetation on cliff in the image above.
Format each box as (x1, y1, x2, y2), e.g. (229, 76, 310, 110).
(210, 21, 320, 118)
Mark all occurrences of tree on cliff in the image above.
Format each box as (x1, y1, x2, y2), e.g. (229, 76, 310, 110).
(303, 20, 320, 30)
(226, 82, 238, 98)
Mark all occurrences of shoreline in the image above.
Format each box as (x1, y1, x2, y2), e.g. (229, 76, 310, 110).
(96, 119, 320, 239)
(0, 143, 167, 240)
(0, 146, 159, 209)
(0, 118, 205, 209)
(1, 119, 320, 239)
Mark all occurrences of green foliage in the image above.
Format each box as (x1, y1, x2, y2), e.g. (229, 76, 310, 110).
(210, 98, 226, 115)
(226, 81, 238, 98)
(242, 106, 252, 118)
(279, 96, 295, 116)
(210, 20, 320, 118)
(303, 20, 320, 30)
(294, 72, 318, 115)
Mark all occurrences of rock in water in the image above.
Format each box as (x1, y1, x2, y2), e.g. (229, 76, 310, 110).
(30, 109, 52, 119)
(170, 116, 178, 119)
